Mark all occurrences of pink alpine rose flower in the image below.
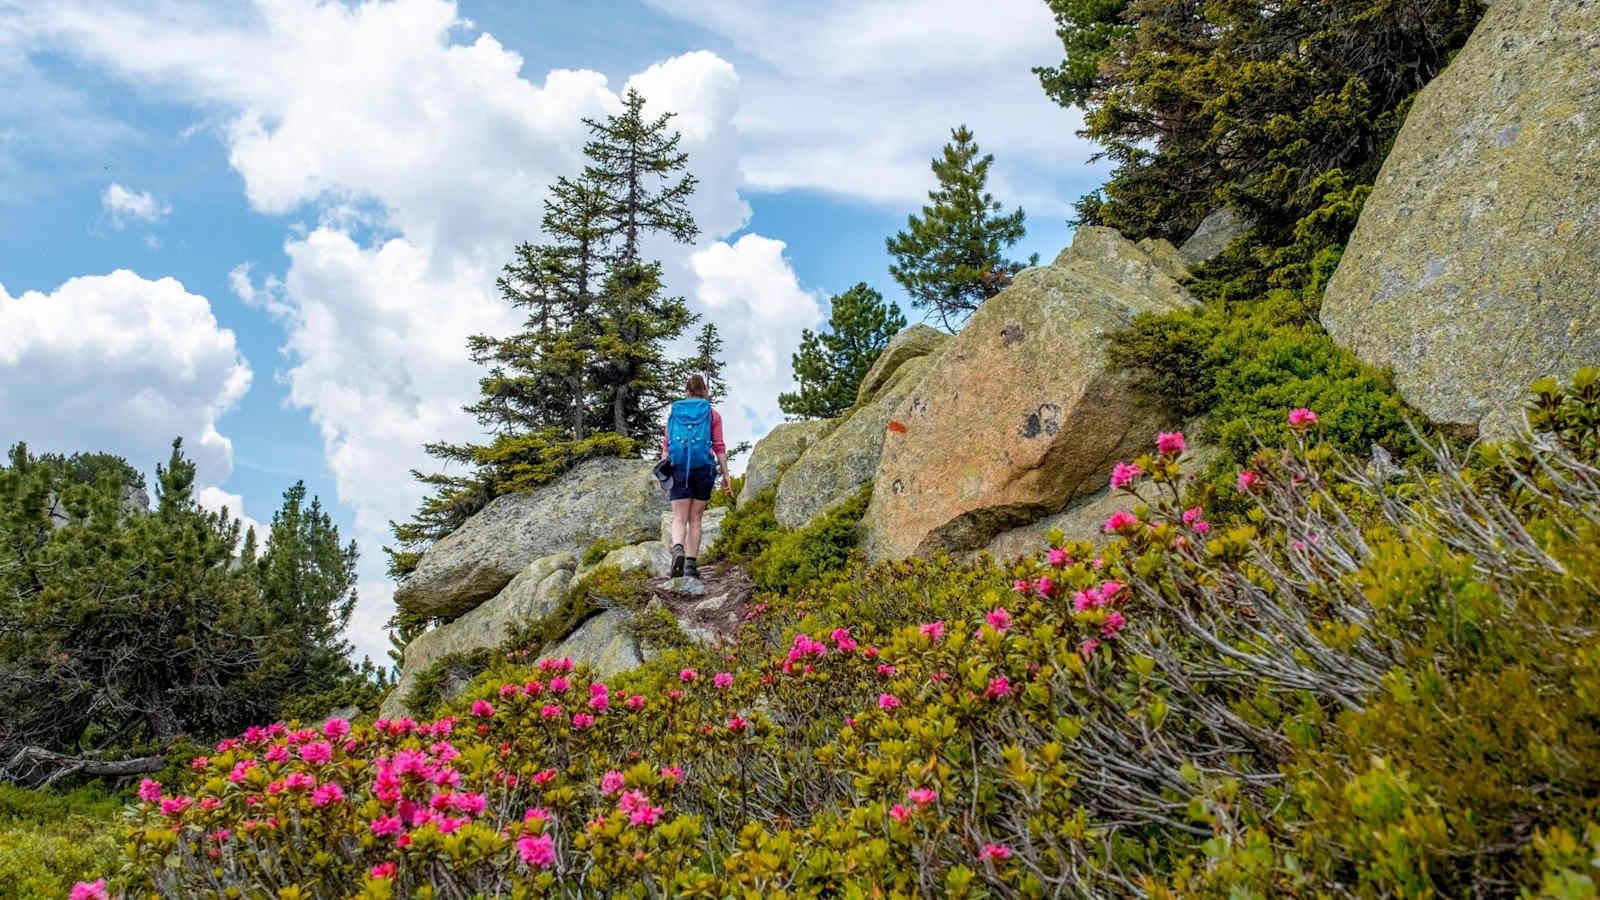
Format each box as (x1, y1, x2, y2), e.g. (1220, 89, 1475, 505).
(1288, 407, 1318, 428)
(679, 668, 697, 683)
(907, 788, 937, 807)
(311, 783, 345, 807)
(300, 740, 333, 765)
(713, 672, 734, 689)
(980, 842, 1014, 862)
(888, 803, 912, 823)
(919, 621, 946, 642)
(625, 694, 645, 710)
(1110, 461, 1142, 489)
(1236, 469, 1259, 492)
(369, 861, 397, 879)
(571, 713, 595, 729)
(878, 693, 901, 710)
(1104, 510, 1139, 533)
(70, 880, 108, 900)
(518, 832, 556, 868)
(985, 607, 1012, 632)
(600, 770, 625, 795)
(1156, 430, 1186, 456)
(1047, 547, 1070, 568)
(137, 778, 162, 804)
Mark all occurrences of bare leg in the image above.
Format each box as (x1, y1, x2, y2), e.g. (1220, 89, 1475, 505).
(671, 499, 691, 549)
(686, 499, 707, 556)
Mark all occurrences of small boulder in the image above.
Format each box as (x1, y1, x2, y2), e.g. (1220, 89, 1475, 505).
(855, 324, 950, 407)
(395, 457, 665, 618)
(775, 354, 935, 530)
(541, 609, 644, 678)
(1178, 206, 1250, 267)
(737, 420, 837, 507)
(863, 226, 1196, 561)
(577, 541, 670, 583)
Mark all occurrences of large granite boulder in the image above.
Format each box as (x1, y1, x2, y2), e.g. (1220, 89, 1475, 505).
(855, 324, 950, 406)
(775, 354, 936, 529)
(863, 226, 1197, 561)
(395, 457, 666, 618)
(1320, 0, 1600, 438)
(380, 552, 577, 717)
(738, 419, 837, 507)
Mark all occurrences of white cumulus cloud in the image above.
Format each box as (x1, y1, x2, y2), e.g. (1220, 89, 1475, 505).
(101, 182, 170, 227)
(0, 271, 252, 487)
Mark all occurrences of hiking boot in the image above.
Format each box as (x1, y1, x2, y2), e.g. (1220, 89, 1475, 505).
(684, 557, 700, 580)
(670, 544, 685, 578)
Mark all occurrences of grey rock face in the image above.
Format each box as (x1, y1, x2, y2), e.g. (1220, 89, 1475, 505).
(1319, 0, 1600, 437)
(775, 354, 934, 530)
(1178, 206, 1250, 267)
(541, 609, 645, 678)
(854, 324, 951, 407)
(395, 457, 666, 618)
(737, 419, 837, 507)
(380, 552, 578, 718)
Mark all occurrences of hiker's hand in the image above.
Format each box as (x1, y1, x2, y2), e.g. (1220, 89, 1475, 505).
(720, 477, 732, 496)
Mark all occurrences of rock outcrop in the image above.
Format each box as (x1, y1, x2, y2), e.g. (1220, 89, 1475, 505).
(381, 552, 577, 717)
(394, 457, 666, 618)
(541, 610, 643, 679)
(863, 226, 1197, 561)
(1319, 0, 1600, 437)
(855, 324, 949, 406)
(737, 419, 837, 506)
(1178, 206, 1249, 267)
(776, 354, 936, 529)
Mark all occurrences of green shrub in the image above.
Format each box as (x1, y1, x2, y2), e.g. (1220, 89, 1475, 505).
(702, 486, 779, 564)
(749, 482, 873, 594)
(581, 536, 627, 568)
(0, 784, 123, 900)
(707, 474, 744, 511)
(402, 648, 496, 719)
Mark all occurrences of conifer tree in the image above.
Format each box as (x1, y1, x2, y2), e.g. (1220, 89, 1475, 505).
(779, 283, 907, 420)
(886, 126, 1037, 332)
(687, 322, 728, 404)
(387, 90, 711, 583)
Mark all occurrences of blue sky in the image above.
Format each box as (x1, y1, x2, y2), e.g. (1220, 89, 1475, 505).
(0, 0, 1104, 663)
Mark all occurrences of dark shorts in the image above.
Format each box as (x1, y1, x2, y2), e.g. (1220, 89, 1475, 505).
(668, 466, 716, 502)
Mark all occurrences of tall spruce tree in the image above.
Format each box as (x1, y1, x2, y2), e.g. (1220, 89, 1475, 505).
(886, 126, 1038, 332)
(386, 89, 711, 584)
(687, 322, 728, 405)
(779, 283, 907, 420)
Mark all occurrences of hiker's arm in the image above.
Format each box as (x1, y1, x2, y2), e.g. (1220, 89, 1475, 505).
(711, 411, 731, 493)
(660, 421, 669, 460)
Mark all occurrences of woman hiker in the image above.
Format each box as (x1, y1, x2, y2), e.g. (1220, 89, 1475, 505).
(660, 374, 731, 579)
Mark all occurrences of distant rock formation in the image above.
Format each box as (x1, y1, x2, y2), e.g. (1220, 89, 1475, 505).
(862, 226, 1197, 561)
(1177, 206, 1250, 268)
(738, 419, 836, 507)
(1320, 0, 1600, 437)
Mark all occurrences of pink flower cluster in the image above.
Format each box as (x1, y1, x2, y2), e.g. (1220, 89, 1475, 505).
(618, 789, 663, 827)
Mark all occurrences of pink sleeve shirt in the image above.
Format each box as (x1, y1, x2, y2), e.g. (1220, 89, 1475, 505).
(661, 407, 726, 458)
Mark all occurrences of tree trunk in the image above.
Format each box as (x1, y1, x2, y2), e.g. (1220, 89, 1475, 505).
(3, 745, 165, 789)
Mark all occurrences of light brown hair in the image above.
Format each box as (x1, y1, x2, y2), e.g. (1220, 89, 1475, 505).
(686, 374, 709, 398)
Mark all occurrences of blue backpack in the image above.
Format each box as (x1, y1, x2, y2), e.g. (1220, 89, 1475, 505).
(666, 398, 717, 478)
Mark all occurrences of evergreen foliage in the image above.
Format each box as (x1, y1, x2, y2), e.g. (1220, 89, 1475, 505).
(1037, 0, 1482, 246)
(778, 283, 907, 420)
(0, 439, 380, 776)
(886, 125, 1037, 332)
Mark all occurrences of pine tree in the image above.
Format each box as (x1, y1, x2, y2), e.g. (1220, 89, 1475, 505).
(886, 126, 1038, 332)
(779, 283, 908, 420)
(687, 322, 728, 405)
(386, 90, 708, 582)
(583, 88, 700, 268)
